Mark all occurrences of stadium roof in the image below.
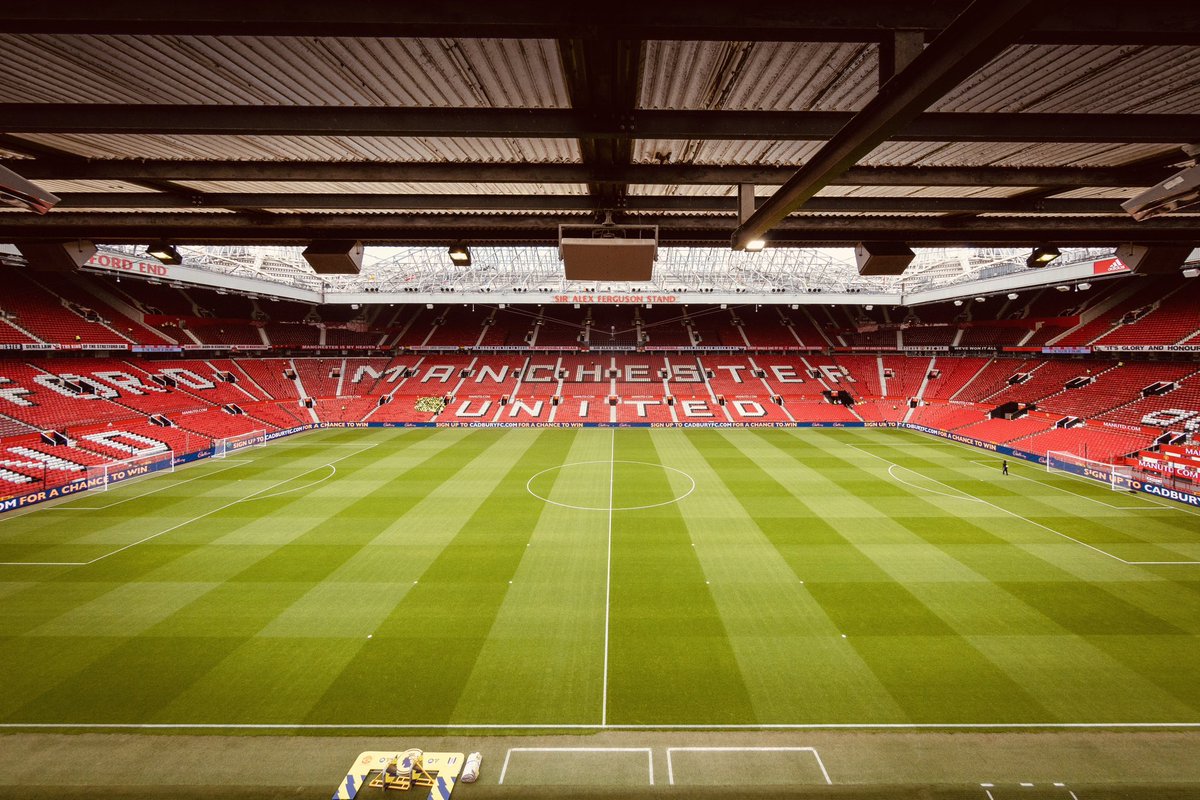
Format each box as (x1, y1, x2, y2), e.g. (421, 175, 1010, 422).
(0, 2, 1198, 252)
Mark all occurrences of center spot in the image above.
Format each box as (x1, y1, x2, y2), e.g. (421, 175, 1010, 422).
(526, 460, 696, 512)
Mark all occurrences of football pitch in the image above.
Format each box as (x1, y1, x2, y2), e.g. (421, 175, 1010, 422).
(2, 425, 1200, 732)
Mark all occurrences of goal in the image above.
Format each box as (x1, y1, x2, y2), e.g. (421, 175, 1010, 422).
(85, 450, 175, 492)
(213, 429, 267, 458)
(1046, 450, 1134, 491)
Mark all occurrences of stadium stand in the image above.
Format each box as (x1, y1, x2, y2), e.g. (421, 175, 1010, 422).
(3, 265, 1200, 487)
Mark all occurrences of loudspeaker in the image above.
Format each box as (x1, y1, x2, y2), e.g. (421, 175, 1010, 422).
(16, 240, 96, 272)
(303, 240, 363, 275)
(1116, 244, 1192, 274)
(855, 242, 914, 276)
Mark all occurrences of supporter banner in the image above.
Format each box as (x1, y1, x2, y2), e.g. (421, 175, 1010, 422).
(131, 345, 183, 353)
(900, 346, 950, 353)
(1042, 346, 1092, 355)
(0, 344, 21, 351)
(1093, 257, 1130, 275)
(20, 343, 55, 350)
(838, 346, 899, 352)
(1094, 344, 1200, 352)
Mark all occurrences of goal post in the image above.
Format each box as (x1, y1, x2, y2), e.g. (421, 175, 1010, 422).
(213, 429, 268, 459)
(85, 449, 175, 492)
(1046, 450, 1134, 491)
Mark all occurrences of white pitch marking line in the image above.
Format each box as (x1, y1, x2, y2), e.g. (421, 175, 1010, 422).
(497, 747, 653, 786)
(3, 722, 1200, 730)
(235, 464, 336, 503)
(985, 791, 996, 800)
(0, 443, 378, 567)
(602, 428, 614, 728)
(887, 464, 985, 504)
(849, 443, 1200, 566)
(666, 747, 831, 786)
(525, 459, 696, 512)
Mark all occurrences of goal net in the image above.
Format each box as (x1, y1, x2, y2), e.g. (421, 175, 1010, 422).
(213, 429, 267, 458)
(1046, 450, 1134, 491)
(85, 450, 175, 492)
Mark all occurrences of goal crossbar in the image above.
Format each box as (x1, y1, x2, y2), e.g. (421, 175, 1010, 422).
(213, 429, 267, 459)
(1046, 450, 1133, 491)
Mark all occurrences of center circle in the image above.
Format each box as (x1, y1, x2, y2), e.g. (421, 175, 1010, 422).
(526, 460, 696, 512)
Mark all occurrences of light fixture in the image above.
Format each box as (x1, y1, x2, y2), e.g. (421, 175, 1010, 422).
(1055, 285, 1070, 292)
(1026, 245, 1061, 268)
(953, 300, 963, 306)
(1007, 292, 1019, 300)
(975, 297, 985, 302)
(448, 243, 472, 266)
(1077, 282, 1091, 290)
(146, 241, 182, 265)
(745, 239, 767, 252)
(1183, 268, 1200, 278)
(864, 304, 874, 311)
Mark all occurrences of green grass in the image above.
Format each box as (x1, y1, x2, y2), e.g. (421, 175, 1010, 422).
(1, 426, 1200, 730)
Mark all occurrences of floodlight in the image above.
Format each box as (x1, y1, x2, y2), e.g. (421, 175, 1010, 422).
(1026, 245, 1061, 268)
(146, 241, 182, 265)
(448, 243, 472, 266)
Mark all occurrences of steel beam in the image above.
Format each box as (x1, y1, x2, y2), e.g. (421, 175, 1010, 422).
(732, 0, 1043, 249)
(5, 160, 1168, 188)
(0, 1, 1196, 45)
(3, 212, 1197, 246)
(0, 105, 1194, 143)
(52, 192, 1130, 214)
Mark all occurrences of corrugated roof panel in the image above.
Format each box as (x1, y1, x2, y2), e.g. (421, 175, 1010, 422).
(628, 185, 735, 197)
(988, 143, 1180, 168)
(36, 179, 163, 193)
(934, 45, 1200, 114)
(0, 207, 238, 214)
(1049, 187, 1147, 199)
(0, 35, 569, 108)
(640, 41, 876, 111)
(266, 209, 591, 217)
(175, 181, 590, 195)
(11, 133, 582, 162)
(632, 139, 823, 166)
(861, 141, 1178, 168)
(814, 185, 1037, 198)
